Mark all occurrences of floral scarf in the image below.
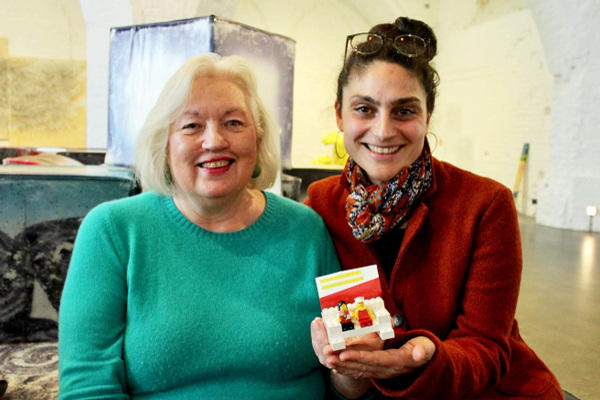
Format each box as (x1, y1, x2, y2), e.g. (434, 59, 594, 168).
(345, 141, 433, 243)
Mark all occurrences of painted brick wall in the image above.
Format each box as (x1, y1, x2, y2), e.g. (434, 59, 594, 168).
(435, 1, 552, 217)
(528, 0, 600, 230)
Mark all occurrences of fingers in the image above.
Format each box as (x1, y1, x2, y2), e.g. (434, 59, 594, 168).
(344, 332, 385, 352)
(310, 318, 328, 362)
(406, 336, 436, 364)
(331, 355, 393, 380)
(329, 336, 436, 380)
(334, 365, 367, 380)
(354, 364, 367, 379)
(311, 318, 339, 366)
(333, 349, 400, 379)
(412, 344, 426, 362)
(310, 318, 327, 348)
(312, 318, 436, 381)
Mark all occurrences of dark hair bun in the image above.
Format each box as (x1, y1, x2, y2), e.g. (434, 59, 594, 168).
(394, 17, 437, 61)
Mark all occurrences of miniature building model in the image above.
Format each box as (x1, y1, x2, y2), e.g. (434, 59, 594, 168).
(315, 265, 395, 350)
(321, 297, 394, 351)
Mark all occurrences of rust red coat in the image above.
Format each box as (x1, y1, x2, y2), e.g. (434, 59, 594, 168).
(306, 158, 563, 400)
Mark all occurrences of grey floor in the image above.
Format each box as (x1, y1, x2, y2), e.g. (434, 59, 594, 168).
(517, 215, 600, 400)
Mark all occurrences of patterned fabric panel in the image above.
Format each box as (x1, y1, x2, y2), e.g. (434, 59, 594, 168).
(0, 230, 32, 334)
(0, 342, 58, 400)
(0, 217, 82, 343)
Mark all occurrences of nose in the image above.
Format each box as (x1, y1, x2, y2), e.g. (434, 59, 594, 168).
(201, 122, 229, 151)
(372, 114, 396, 141)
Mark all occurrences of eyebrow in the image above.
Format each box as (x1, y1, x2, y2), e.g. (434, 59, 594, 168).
(179, 107, 247, 117)
(223, 107, 247, 116)
(181, 110, 200, 117)
(351, 95, 422, 107)
(391, 97, 422, 107)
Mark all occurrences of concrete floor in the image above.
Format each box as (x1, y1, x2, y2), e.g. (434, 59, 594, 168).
(516, 215, 600, 400)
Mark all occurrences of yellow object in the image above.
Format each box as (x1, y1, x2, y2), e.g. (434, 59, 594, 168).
(321, 131, 337, 145)
(353, 297, 375, 321)
(312, 130, 348, 165)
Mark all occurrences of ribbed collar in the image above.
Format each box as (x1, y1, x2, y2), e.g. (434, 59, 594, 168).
(160, 191, 277, 240)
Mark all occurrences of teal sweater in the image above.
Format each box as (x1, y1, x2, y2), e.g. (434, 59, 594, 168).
(58, 191, 340, 400)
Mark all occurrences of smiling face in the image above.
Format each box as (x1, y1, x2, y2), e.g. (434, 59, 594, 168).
(167, 76, 258, 206)
(337, 60, 431, 185)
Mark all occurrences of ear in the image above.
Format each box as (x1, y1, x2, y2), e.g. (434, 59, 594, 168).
(426, 111, 432, 124)
(335, 101, 344, 132)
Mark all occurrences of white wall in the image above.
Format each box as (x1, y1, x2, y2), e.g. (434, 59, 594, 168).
(78, 0, 133, 149)
(527, 0, 600, 231)
(434, 0, 553, 217)
(0, 0, 86, 60)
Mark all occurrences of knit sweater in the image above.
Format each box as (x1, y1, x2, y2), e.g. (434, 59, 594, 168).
(58, 191, 340, 400)
(306, 158, 563, 400)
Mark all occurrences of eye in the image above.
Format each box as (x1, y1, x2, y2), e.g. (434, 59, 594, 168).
(227, 120, 243, 127)
(182, 122, 201, 130)
(395, 107, 417, 119)
(224, 119, 246, 130)
(353, 105, 373, 116)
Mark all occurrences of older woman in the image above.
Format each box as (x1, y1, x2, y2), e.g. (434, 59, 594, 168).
(58, 54, 340, 399)
(307, 17, 563, 400)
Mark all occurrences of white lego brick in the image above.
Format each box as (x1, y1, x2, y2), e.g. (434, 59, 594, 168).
(321, 296, 395, 350)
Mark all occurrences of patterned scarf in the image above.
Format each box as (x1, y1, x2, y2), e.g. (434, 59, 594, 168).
(345, 141, 433, 243)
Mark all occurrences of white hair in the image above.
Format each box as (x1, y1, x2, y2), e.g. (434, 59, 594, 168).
(134, 53, 279, 196)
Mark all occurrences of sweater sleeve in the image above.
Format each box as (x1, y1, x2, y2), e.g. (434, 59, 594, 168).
(58, 205, 129, 400)
(374, 187, 522, 399)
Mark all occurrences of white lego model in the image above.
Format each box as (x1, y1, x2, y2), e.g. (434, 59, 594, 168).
(315, 265, 395, 351)
(321, 296, 395, 350)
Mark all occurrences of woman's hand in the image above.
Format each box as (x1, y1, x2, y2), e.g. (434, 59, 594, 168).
(311, 318, 436, 394)
(311, 318, 385, 366)
(310, 317, 331, 366)
(332, 336, 436, 380)
(311, 317, 380, 398)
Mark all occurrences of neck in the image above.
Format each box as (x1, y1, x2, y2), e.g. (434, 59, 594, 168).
(173, 188, 266, 233)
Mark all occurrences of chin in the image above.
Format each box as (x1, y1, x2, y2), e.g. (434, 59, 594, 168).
(198, 190, 234, 199)
(198, 184, 248, 199)
(367, 169, 400, 184)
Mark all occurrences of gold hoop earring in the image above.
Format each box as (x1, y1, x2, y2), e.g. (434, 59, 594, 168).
(427, 132, 438, 153)
(334, 130, 347, 159)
